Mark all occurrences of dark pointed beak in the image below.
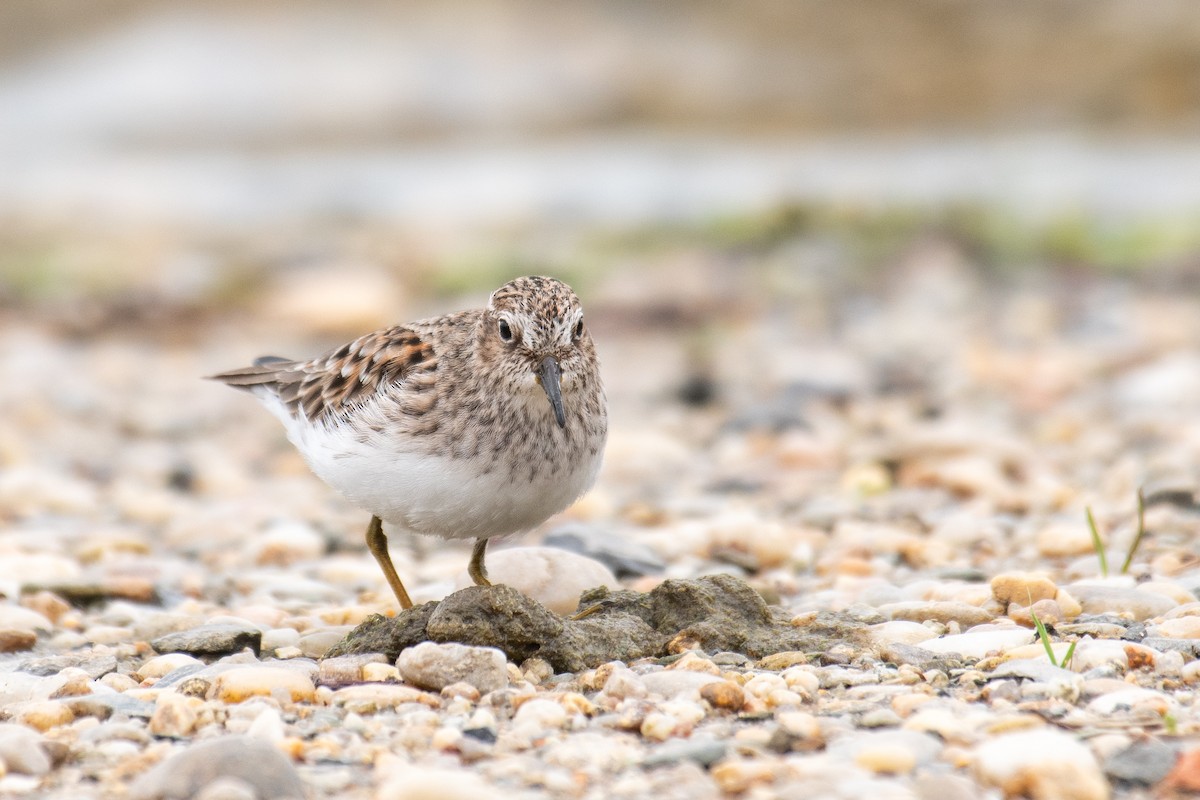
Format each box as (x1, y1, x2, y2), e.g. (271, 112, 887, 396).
(537, 355, 566, 429)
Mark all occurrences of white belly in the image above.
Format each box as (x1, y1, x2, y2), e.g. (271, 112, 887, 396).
(285, 416, 602, 540)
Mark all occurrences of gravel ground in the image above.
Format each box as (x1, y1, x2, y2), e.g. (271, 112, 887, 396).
(3, 253, 1200, 799)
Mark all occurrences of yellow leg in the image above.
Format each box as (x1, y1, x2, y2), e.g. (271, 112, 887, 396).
(468, 537, 492, 586)
(365, 515, 413, 610)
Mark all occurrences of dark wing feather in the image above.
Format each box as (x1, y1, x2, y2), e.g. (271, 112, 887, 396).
(209, 326, 437, 424)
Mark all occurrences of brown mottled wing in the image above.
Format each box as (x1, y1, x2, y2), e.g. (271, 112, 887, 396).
(210, 326, 437, 424)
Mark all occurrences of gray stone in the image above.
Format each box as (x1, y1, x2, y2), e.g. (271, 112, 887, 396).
(150, 624, 262, 658)
(153, 663, 208, 687)
(642, 736, 728, 768)
(543, 524, 666, 578)
(19, 652, 118, 679)
(65, 692, 156, 720)
(1104, 738, 1179, 786)
(129, 736, 305, 800)
(1140, 637, 1200, 657)
(876, 642, 960, 672)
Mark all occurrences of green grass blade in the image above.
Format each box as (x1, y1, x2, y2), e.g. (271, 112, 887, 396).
(1086, 507, 1108, 577)
(1120, 488, 1147, 575)
(1030, 605, 1059, 667)
(1061, 640, 1077, 670)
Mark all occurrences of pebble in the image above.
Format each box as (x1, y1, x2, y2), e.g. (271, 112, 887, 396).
(1162, 748, 1200, 793)
(699, 680, 745, 711)
(642, 736, 728, 768)
(137, 653, 205, 682)
(330, 685, 440, 713)
(128, 736, 306, 800)
(375, 764, 496, 800)
(877, 601, 994, 627)
(1088, 687, 1173, 716)
(640, 670, 722, 698)
(542, 525, 667, 578)
(210, 666, 316, 703)
(15, 700, 74, 731)
(1063, 584, 1177, 621)
(868, 620, 938, 646)
(991, 572, 1059, 606)
(829, 730, 942, 774)
(0, 605, 54, 633)
(513, 698, 569, 731)
(148, 691, 200, 738)
(0, 724, 51, 776)
(0, 630, 37, 653)
(920, 628, 1033, 659)
(1103, 738, 1179, 786)
(1150, 617, 1200, 639)
(396, 642, 508, 694)
(972, 728, 1108, 800)
(453, 547, 617, 614)
(318, 653, 389, 686)
(151, 624, 263, 657)
(296, 627, 351, 659)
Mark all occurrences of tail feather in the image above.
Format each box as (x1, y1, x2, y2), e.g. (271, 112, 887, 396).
(208, 357, 299, 392)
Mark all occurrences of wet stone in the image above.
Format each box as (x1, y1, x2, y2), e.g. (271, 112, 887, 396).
(150, 624, 262, 658)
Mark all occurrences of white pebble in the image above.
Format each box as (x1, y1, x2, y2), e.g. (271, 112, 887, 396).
(454, 547, 616, 614)
(972, 728, 1108, 800)
(396, 642, 508, 695)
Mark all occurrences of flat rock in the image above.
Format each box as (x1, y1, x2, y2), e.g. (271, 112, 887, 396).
(128, 736, 305, 800)
(150, 624, 262, 658)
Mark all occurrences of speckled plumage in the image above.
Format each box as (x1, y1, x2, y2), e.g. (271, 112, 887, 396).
(212, 276, 607, 608)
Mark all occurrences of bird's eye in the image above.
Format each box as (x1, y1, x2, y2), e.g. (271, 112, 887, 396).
(498, 320, 514, 342)
(573, 319, 584, 340)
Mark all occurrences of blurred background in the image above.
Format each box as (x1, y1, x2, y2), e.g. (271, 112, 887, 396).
(4, 0, 1200, 571)
(4, 0, 1200, 324)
